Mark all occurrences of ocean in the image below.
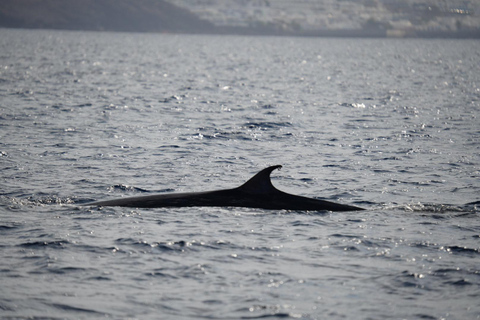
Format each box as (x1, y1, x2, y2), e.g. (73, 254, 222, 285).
(0, 28, 479, 319)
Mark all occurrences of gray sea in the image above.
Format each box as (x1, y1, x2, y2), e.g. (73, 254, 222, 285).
(0, 28, 479, 319)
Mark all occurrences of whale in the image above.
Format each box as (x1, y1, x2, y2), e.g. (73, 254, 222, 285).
(86, 165, 364, 211)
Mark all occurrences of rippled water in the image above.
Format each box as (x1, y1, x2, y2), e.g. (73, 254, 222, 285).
(1, 29, 479, 319)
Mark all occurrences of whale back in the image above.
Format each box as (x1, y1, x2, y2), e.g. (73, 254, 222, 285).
(86, 165, 365, 211)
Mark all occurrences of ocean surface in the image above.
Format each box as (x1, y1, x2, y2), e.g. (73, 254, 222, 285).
(0, 28, 479, 319)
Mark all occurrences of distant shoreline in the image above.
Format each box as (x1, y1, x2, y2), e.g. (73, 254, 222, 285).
(212, 25, 480, 39)
(1, 0, 478, 39)
(2, 25, 479, 39)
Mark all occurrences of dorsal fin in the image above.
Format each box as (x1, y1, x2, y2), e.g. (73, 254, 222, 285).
(238, 165, 282, 194)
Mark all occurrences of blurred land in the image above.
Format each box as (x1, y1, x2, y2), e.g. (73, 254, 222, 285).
(0, 0, 214, 34)
(1, 0, 479, 38)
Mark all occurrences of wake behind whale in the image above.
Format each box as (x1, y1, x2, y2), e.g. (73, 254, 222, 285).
(86, 165, 364, 211)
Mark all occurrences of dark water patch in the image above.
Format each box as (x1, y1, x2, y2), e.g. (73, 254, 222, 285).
(51, 303, 105, 315)
(321, 164, 353, 171)
(86, 275, 112, 281)
(173, 263, 214, 280)
(0, 223, 22, 231)
(185, 239, 247, 252)
(412, 314, 437, 320)
(410, 241, 438, 249)
(373, 168, 394, 173)
(372, 156, 403, 161)
(145, 268, 179, 280)
(429, 267, 478, 289)
(115, 237, 280, 256)
(160, 94, 186, 103)
(239, 313, 292, 319)
(388, 271, 430, 291)
(47, 266, 88, 275)
(432, 268, 462, 275)
(0, 301, 17, 312)
(115, 238, 196, 253)
(359, 239, 385, 249)
(72, 103, 93, 108)
(290, 220, 312, 227)
(461, 201, 480, 213)
(184, 129, 261, 142)
(18, 240, 70, 249)
(70, 209, 121, 219)
(152, 145, 190, 154)
(108, 184, 150, 193)
(452, 224, 480, 233)
(345, 218, 367, 223)
(202, 299, 224, 305)
(308, 219, 330, 227)
(157, 144, 182, 149)
(1, 316, 66, 320)
(156, 219, 168, 225)
(329, 233, 361, 239)
(466, 200, 480, 206)
(73, 198, 99, 206)
(442, 279, 474, 287)
(260, 104, 276, 110)
(243, 122, 293, 130)
(338, 245, 360, 252)
(115, 238, 153, 247)
(352, 200, 376, 208)
(199, 99, 217, 104)
(445, 245, 479, 255)
(419, 215, 446, 222)
(453, 211, 480, 218)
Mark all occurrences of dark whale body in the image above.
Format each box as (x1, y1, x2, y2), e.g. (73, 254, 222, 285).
(87, 165, 364, 211)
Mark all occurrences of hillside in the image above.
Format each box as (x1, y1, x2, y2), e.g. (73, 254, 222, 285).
(0, 0, 215, 33)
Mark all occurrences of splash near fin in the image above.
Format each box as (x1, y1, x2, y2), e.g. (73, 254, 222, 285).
(238, 165, 282, 194)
